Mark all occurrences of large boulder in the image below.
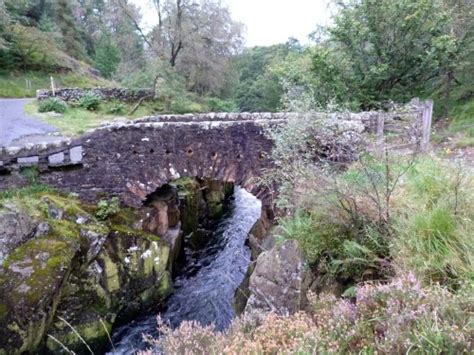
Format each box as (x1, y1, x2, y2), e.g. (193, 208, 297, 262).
(0, 203, 37, 263)
(0, 235, 81, 353)
(46, 227, 172, 354)
(245, 240, 312, 316)
(0, 194, 173, 355)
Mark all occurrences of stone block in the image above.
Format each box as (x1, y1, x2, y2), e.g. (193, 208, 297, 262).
(69, 146, 83, 164)
(48, 152, 65, 166)
(17, 156, 39, 167)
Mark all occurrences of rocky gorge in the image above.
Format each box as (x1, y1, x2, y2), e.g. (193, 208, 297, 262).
(0, 177, 246, 354)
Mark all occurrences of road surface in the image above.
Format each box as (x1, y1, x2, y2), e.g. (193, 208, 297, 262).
(0, 98, 63, 147)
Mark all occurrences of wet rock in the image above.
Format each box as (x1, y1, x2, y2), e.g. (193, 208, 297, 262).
(245, 240, 312, 316)
(163, 224, 184, 267)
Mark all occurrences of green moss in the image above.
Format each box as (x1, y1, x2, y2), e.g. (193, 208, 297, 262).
(108, 207, 143, 228)
(0, 304, 7, 321)
(5, 237, 77, 305)
(109, 224, 162, 242)
(46, 317, 112, 353)
(101, 254, 121, 293)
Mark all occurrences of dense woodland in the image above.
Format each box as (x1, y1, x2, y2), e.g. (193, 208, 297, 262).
(1, 0, 473, 118)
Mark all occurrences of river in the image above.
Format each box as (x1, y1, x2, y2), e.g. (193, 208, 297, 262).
(109, 187, 261, 354)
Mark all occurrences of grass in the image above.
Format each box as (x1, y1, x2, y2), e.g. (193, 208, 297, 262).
(393, 158, 474, 286)
(450, 99, 474, 137)
(0, 71, 114, 98)
(455, 136, 474, 148)
(25, 100, 166, 136)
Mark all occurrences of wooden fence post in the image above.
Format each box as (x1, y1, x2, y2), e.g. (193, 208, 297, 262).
(376, 113, 385, 156)
(50, 76, 56, 96)
(421, 100, 433, 152)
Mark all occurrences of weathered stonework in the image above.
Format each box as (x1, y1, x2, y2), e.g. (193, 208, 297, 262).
(0, 100, 430, 213)
(0, 115, 280, 211)
(36, 87, 154, 102)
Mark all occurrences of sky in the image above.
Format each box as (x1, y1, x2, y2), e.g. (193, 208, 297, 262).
(130, 0, 333, 47)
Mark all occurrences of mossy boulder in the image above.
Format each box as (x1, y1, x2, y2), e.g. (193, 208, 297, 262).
(0, 203, 37, 263)
(44, 225, 172, 353)
(0, 235, 80, 353)
(0, 191, 173, 354)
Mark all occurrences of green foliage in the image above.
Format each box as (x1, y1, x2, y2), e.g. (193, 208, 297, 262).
(450, 99, 474, 137)
(233, 44, 290, 112)
(170, 96, 206, 114)
(106, 101, 125, 115)
(95, 197, 120, 221)
(38, 97, 68, 113)
(55, 0, 87, 60)
(78, 92, 101, 111)
(393, 158, 474, 287)
(310, 0, 456, 109)
(205, 97, 238, 112)
(20, 166, 39, 184)
(278, 207, 390, 283)
(94, 34, 120, 79)
(0, 185, 53, 202)
(0, 23, 65, 71)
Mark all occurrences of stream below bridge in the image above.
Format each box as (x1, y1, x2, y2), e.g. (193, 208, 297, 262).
(109, 187, 261, 354)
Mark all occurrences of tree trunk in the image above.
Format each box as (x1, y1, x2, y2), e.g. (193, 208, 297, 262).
(443, 70, 453, 119)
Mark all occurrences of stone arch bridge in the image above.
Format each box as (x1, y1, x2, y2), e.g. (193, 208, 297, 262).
(0, 113, 287, 209)
(0, 104, 429, 211)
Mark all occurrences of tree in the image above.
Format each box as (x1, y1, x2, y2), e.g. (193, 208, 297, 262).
(94, 33, 120, 78)
(435, 0, 474, 116)
(234, 43, 296, 112)
(309, 0, 458, 109)
(117, 0, 243, 95)
(55, 0, 87, 60)
(0, 0, 10, 50)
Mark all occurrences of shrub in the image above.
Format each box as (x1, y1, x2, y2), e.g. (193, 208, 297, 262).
(206, 97, 238, 112)
(38, 98, 68, 113)
(147, 275, 473, 354)
(170, 96, 205, 114)
(106, 101, 125, 115)
(95, 197, 120, 220)
(78, 91, 101, 111)
(278, 211, 390, 284)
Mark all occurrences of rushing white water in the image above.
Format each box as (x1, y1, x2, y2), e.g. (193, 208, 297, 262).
(109, 187, 261, 354)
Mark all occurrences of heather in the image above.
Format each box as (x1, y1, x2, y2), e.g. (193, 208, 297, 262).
(145, 274, 473, 354)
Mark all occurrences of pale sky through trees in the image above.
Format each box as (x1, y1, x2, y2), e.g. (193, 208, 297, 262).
(130, 0, 333, 47)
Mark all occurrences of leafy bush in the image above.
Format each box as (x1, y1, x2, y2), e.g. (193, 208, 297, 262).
(38, 97, 68, 113)
(106, 101, 125, 115)
(95, 197, 120, 220)
(149, 275, 473, 354)
(78, 91, 101, 111)
(278, 210, 390, 284)
(170, 96, 206, 114)
(206, 97, 238, 112)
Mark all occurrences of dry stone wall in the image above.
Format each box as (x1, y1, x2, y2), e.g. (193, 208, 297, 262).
(36, 87, 154, 102)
